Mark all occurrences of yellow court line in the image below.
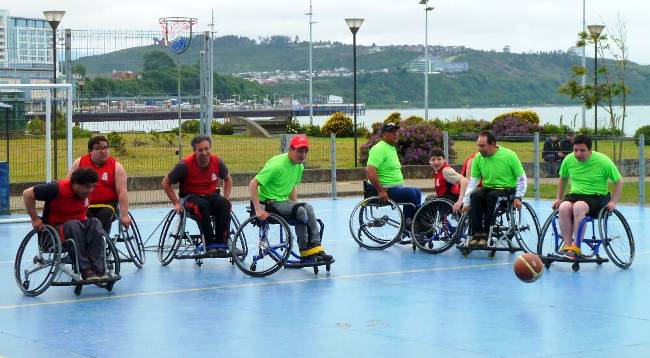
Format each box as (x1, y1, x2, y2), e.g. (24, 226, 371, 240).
(0, 262, 509, 310)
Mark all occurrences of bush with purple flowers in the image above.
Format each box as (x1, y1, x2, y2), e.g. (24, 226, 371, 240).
(491, 115, 542, 137)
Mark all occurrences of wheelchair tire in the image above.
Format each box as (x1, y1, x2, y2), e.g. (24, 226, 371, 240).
(94, 235, 121, 291)
(157, 210, 184, 266)
(14, 225, 61, 297)
(537, 210, 561, 257)
(599, 208, 635, 269)
(411, 198, 459, 254)
(513, 201, 541, 253)
(118, 212, 146, 268)
(231, 213, 293, 277)
(348, 197, 404, 250)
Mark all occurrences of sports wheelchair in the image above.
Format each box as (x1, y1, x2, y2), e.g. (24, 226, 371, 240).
(15, 224, 121, 296)
(230, 201, 334, 277)
(410, 196, 462, 254)
(89, 204, 146, 268)
(537, 207, 634, 271)
(348, 181, 417, 250)
(157, 198, 241, 267)
(454, 192, 540, 257)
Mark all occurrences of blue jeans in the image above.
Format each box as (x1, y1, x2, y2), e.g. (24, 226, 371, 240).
(387, 187, 422, 219)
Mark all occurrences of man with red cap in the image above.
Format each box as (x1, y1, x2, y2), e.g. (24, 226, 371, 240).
(162, 135, 233, 254)
(249, 134, 333, 262)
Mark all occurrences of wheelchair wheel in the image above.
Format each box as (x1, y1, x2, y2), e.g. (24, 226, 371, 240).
(513, 201, 541, 253)
(349, 197, 404, 250)
(411, 199, 459, 254)
(599, 209, 635, 269)
(231, 213, 292, 277)
(94, 234, 121, 292)
(157, 210, 184, 266)
(118, 212, 146, 268)
(537, 210, 561, 257)
(14, 225, 62, 297)
(454, 213, 471, 248)
(227, 212, 245, 264)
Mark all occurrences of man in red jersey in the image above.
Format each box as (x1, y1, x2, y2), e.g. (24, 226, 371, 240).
(162, 135, 233, 254)
(67, 135, 130, 234)
(23, 168, 106, 280)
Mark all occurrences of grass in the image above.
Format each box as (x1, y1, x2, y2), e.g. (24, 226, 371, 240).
(3, 133, 648, 184)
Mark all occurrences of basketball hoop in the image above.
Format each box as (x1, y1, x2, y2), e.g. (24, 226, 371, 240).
(159, 17, 198, 55)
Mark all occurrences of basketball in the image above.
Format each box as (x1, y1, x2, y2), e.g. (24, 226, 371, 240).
(514, 253, 544, 283)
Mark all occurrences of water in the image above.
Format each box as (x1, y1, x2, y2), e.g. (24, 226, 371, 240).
(297, 105, 650, 135)
(82, 105, 650, 135)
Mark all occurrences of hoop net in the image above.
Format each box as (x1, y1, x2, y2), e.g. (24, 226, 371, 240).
(159, 17, 197, 55)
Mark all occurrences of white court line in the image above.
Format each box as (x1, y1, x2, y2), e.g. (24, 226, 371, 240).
(0, 260, 14, 264)
(0, 262, 509, 310)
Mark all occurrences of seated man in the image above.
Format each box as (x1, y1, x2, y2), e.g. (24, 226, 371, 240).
(249, 135, 333, 262)
(428, 148, 468, 214)
(552, 134, 623, 256)
(462, 130, 527, 247)
(542, 134, 561, 177)
(162, 135, 233, 254)
(365, 122, 422, 225)
(67, 135, 130, 234)
(23, 168, 106, 281)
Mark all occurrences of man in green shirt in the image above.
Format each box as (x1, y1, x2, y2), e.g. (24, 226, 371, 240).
(366, 122, 422, 222)
(552, 135, 623, 256)
(462, 130, 527, 247)
(249, 135, 333, 262)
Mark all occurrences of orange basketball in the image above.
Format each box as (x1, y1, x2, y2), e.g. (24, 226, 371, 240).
(514, 253, 544, 283)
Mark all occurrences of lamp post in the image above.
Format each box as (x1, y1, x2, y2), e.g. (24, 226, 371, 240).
(44, 10, 65, 179)
(345, 18, 364, 168)
(419, 0, 434, 121)
(588, 24, 604, 151)
(306, 0, 317, 126)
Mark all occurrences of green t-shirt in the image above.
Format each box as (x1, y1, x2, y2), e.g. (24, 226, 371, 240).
(366, 140, 404, 186)
(255, 153, 304, 201)
(471, 146, 525, 188)
(559, 151, 621, 195)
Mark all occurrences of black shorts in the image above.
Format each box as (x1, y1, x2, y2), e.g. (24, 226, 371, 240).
(564, 193, 610, 218)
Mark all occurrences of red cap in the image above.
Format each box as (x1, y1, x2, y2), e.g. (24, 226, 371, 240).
(290, 135, 309, 149)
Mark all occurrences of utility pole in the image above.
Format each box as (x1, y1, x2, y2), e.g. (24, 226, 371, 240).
(306, 0, 316, 125)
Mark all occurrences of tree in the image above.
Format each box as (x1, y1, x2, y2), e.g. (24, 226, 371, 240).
(143, 50, 175, 71)
(72, 64, 86, 77)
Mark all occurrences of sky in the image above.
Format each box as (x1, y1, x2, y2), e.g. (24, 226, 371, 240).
(6, 0, 650, 64)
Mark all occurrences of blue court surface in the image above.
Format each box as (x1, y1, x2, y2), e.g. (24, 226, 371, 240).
(0, 197, 649, 358)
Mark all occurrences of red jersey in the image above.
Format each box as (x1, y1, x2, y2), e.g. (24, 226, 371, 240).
(433, 163, 460, 197)
(45, 179, 89, 228)
(461, 152, 482, 187)
(79, 153, 118, 204)
(180, 154, 221, 196)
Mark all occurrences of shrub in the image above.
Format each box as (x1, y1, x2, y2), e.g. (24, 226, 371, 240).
(181, 119, 200, 133)
(108, 132, 127, 154)
(384, 112, 401, 125)
(370, 122, 383, 136)
(360, 122, 451, 165)
(576, 127, 624, 137)
(356, 123, 370, 138)
(215, 122, 234, 135)
(540, 123, 572, 135)
(491, 116, 542, 137)
(321, 112, 354, 137)
(634, 124, 650, 139)
(442, 118, 492, 135)
(493, 110, 540, 125)
(72, 126, 92, 139)
(211, 120, 221, 134)
(150, 130, 160, 143)
(404, 115, 424, 126)
(286, 118, 300, 134)
(302, 124, 322, 137)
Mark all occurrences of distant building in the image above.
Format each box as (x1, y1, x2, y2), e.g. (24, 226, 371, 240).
(111, 70, 138, 80)
(410, 56, 468, 73)
(327, 95, 343, 104)
(503, 45, 511, 53)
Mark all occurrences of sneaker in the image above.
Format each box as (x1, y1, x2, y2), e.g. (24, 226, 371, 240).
(82, 268, 100, 281)
(206, 243, 228, 255)
(477, 238, 488, 247)
(468, 238, 480, 247)
(316, 252, 334, 263)
(95, 271, 109, 280)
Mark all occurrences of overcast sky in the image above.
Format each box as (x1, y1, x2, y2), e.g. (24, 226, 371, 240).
(7, 0, 650, 64)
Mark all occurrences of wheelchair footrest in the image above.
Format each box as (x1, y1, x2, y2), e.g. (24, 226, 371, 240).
(456, 245, 522, 252)
(176, 252, 231, 259)
(541, 254, 609, 264)
(285, 258, 335, 269)
(51, 274, 121, 286)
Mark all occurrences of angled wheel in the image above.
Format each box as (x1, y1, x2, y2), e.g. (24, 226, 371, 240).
(95, 235, 121, 291)
(537, 210, 562, 257)
(14, 225, 61, 297)
(411, 199, 459, 254)
(513, 201, 541, 253)
(599, 209, 634, 269)
(117, 212, 146, 268)
(231, 213, 292, 277)
(454, 213, 472, 250)
(157, 210, 184, 266)
(349, 197, 404, 250)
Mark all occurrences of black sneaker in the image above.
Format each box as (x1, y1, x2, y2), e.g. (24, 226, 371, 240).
(316, 252, 334, 262)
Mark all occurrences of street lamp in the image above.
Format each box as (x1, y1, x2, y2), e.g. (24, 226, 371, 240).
(587, 24, 604, 151)
(44, 10, 65, 179)
(419, 0, 434, 121)
(345, 17, 364, 168)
